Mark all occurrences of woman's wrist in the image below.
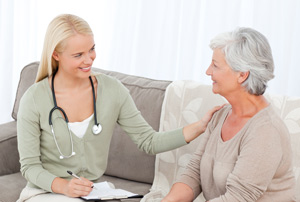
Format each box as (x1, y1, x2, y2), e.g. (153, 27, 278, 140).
(51, 177, 68, 195)
(183, 120, 205, 143)
(198, 119, 206, 134)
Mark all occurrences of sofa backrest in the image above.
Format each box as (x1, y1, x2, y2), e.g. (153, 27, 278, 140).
(13, 62, 171, 184)
(12, 62, 40, 120)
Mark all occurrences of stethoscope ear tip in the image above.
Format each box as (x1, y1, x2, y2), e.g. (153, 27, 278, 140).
(93, 124, 102, 135)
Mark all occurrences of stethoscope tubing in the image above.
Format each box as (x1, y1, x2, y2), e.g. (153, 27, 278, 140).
(89, 73, 98, 129)
(48, 70, 100, 159)
(49, 106, 69, 125)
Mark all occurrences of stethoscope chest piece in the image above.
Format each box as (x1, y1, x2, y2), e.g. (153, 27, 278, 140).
(92, 124, 102, 135)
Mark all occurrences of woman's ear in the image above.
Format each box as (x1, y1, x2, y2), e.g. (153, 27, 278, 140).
(52, 51, 59, 61)
(238, 71, 249, 83)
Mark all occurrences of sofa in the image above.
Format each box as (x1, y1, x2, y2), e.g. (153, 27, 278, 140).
(0, 62, 299, 202)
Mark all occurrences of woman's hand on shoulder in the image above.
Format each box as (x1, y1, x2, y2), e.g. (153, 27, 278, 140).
(183, 104, 226, 143)
(200, 104, 226, 129)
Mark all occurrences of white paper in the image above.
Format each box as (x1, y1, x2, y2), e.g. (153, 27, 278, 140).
(82, 181, 138, 200)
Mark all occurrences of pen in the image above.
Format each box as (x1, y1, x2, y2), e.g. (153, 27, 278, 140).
(67, 170, 81, 180)
(67, 170, 98, 190)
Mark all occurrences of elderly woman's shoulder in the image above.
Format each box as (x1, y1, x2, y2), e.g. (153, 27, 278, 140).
(210, 104, 231, 125)
(249, 105, 290, 138)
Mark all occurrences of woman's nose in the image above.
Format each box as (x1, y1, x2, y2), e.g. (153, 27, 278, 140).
(206, 64, 212, 75)
(83, 54, 94, 65)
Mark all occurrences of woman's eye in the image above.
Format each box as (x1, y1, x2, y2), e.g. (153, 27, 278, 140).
(74, 54, 82, 58)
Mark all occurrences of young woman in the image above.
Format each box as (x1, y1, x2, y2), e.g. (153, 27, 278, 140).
(17, 14, 222, 201)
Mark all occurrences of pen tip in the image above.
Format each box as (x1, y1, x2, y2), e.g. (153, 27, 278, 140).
(67, 170, 72, 175)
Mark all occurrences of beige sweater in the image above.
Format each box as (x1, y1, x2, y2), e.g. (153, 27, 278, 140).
(179, 105, 296, 202)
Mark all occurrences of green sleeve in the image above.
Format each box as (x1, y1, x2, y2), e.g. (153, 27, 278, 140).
(116, 82, 187, 155)
(17, 88, 56, 192)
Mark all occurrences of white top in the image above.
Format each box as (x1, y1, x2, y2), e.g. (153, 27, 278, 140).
(69, 114, 93, 138)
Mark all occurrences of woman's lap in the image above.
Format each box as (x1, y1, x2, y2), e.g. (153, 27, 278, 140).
(17, 186, 87, 202)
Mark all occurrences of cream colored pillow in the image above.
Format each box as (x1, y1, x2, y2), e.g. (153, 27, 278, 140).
(265, 94, 300, 190)
(143, 81, 226, 202)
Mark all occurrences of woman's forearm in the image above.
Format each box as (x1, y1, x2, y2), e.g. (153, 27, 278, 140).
(162, 183, 194, 202)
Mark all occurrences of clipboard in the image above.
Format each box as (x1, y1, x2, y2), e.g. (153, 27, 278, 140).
(80, 181, 143, 201)
(82, 194, 143, 201)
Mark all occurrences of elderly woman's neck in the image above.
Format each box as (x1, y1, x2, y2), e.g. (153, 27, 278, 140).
(227, 92, 269, 118)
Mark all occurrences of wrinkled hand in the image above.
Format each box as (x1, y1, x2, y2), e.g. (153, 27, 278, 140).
(200, 104, 226, 128)
(64, 177, 94, 197)
(183, 104, 226, 143)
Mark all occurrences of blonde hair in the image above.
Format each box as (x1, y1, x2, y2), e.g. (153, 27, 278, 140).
(35, 14, 93, 82)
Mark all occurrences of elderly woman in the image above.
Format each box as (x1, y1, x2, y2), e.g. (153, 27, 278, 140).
(162, 27, 296, 202)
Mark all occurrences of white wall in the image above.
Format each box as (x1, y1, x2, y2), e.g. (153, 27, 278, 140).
(1, 0, 300, 124)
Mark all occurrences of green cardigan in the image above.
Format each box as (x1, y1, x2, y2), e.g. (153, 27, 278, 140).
(17, 73, 186, 192)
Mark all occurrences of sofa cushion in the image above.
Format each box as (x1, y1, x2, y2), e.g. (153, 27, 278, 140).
(0, 121, 20, 175)
(0, 172, 27, 202)
(142, 81, 227, 202)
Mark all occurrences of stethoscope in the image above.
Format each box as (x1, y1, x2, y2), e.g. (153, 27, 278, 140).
(49, 71, 102, 159)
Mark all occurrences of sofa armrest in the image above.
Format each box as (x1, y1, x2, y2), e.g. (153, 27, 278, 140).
(0, 121, 20, 176)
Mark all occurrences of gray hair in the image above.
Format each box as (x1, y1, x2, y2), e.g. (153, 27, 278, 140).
(209, 27, 274, 95)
